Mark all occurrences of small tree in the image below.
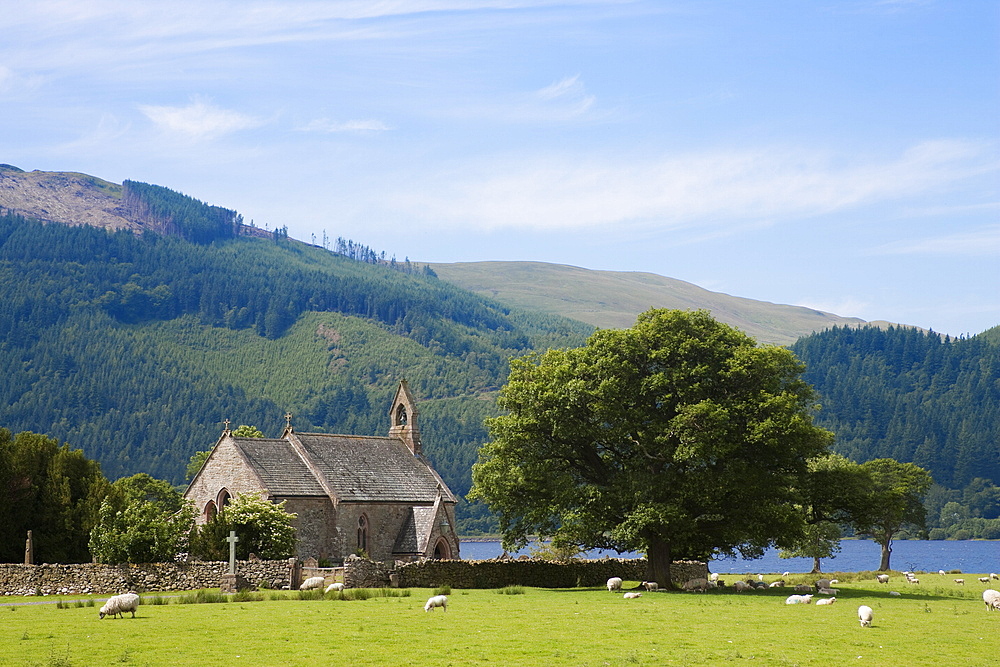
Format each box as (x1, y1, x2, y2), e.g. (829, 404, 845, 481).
(190, 493, 296, 560)
(88, 473, 194, 564)
(780, 453, 873, 573)
(853, 458, 933, 571)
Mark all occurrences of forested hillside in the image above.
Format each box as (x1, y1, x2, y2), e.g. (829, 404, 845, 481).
(792, 325, 1000, 536)
(0, 209, 592, 529)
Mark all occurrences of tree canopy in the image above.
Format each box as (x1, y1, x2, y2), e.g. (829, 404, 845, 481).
(189, 493, 297, 560)
(852, 458, 933, 571)
(470, 309, 833, 585)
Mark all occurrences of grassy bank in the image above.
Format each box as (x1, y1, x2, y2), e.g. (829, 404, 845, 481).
(3, 575, 997, 666)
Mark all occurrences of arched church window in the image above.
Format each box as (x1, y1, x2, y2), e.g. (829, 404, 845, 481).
(217, 489, 231, 511)
(357, 515, 369, 554)
(396, 404, 407, 426)
(204, 500, 218, 521)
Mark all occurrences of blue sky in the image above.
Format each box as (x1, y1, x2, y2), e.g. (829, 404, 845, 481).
(2, 1, 997, 336)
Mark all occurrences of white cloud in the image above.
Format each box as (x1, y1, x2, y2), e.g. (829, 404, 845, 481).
(297, 118, 391, 133)
(875, 224, 1000, 257)
(390, 139, 996, 233)
(139, 99, 264, 139)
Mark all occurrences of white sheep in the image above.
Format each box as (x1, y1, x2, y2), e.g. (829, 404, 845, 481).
(992, 573, 999, 580)
(785, 594, 813, 604)
(623, 591, 642, 599)
(709, 572, 719, 582)
(979, 577, 990, 584)
(782, 571, 790, 577)
(642, 581, 658, 592)
(683, 577, 709, 592)
(939, 569, 946, 576)
(424, 594, 448, 611)
(606, 577, 623, 592)
(954, 578, 965, 585)
(876, 574, 889, 584)
(768, 581, 785, 588)
(983, 589, 1000, 611)
(907, 576, 919, 584)
(889, 591, 901, 597)
(858, 605, 873, 627)
(325, 582, 345, 594)
(733, 580, 753, 593)
(815, 597, 836, 606)
(829, 579, 838, 585)
(99, 593, 140, 619)
(299, 576, 325, 591)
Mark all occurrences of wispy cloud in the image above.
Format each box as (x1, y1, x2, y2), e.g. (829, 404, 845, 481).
(390, 139, 997, 233)
(139, 99, 264, 139)
(875, 224, 1000, 256)
(296, 118, 391, 133)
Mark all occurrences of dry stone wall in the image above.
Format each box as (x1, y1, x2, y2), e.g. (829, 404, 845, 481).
(0, 561, 289, 596)
(342, 557, 705, 589)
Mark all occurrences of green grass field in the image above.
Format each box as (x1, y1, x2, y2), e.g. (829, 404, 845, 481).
(3, 574, 997, 666)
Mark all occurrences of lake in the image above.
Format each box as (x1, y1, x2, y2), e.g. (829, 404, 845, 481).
(459, 539, 999, 574)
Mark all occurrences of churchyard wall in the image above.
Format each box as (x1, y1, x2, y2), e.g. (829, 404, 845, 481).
(390, 558, 707, 589)
(0, 561, 290, 596)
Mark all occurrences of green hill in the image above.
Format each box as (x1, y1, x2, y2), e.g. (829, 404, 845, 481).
(0, 210, 591, 523)
(428, 261, 871, 346)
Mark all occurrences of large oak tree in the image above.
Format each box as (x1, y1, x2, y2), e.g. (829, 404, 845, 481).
(470, 309, 833, 586)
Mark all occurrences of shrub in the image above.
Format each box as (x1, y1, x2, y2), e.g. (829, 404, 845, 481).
(494, 585, 526, 595)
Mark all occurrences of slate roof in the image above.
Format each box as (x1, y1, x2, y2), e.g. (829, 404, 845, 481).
(293, 432, 453, 503)
(392, 506, 438, 555)
(234, 437, 325, 496)
(230, 431, 455, 504)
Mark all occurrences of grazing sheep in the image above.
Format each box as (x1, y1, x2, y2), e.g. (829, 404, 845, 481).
(683, 577, 709, 592)
(858, 605, 873, 627)
(983, 589, 1000, 611)
(424, 594, 448, 611)
(623, 591, 642, 599)
(814, 578, 831, 590)
(815, 597, 836, 606)
(606, 577, 623, 592)
(793, 584, 812, 593)
(768, 581, 785, 588)
(300, 576, 326, 591)
(829, 579, 838, 585)
(992, 573, 999, 580)
(907, 577, 919, 584)
(325, 582, 345, 594)
(733, 580, 753, 593)
(939, 570, 946, 576)
(642, 581, 658, 592)
(785, 594, 813, 604)
(876, 574, 889, 584)
(889, 591, 901, 597)
(954, 578, 965, 585)
(709, 572, 719, 582)
(979, 577, 990, 584)
(818, 588, 839, 596)
(758, 574, 764, 581)
(99, 593, 140, 619)
(782, 571, 790, 577)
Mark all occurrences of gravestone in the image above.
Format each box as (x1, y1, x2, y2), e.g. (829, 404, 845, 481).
(24, 531, 33, 565)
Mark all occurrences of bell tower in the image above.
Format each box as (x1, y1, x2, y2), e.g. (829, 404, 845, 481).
(388, 379, 421, 455)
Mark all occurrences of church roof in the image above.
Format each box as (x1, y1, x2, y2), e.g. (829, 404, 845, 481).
(229, 431, 455, 504)
(234, 437, 326, 496)
(292, 432, 452, 503)
(391, 506, 437, 555)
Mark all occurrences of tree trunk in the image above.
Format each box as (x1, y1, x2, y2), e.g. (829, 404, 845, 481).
(645, 538, 673, 589)
(878, 537, 892, 571)
(811, 557, 822, 574)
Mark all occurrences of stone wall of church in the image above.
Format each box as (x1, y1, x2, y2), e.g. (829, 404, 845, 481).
(282, 497, 337, 560)
(336, 503, 414, 562)
(184, 437, 271, 523)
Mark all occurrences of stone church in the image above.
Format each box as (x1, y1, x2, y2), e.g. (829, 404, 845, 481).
(184, 381, 461, 563)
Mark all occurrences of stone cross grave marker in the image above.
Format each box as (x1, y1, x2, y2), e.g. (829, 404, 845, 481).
(226, 531, 239, 574)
